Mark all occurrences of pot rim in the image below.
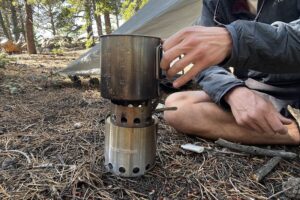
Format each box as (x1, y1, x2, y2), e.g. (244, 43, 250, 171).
(100, 34, 161, 40)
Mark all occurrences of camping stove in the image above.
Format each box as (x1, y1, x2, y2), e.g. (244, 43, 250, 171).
(100, 35, 161, 177)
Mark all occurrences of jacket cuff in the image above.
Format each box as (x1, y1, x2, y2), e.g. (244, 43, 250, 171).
(198, 73, 245, 109)
(222, 24, 239, 67)
(218, 82, 245, 109)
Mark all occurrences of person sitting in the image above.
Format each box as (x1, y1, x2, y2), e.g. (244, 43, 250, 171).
(161, 0, 300, 144)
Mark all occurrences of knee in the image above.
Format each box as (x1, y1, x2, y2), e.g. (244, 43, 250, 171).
(163, 93, 188, 126)
(164, 92, 186, 108)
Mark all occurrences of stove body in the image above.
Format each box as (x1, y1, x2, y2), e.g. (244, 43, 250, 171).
(100, 35, 161, 177)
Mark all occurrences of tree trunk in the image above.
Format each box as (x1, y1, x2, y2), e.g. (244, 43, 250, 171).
(25, 0, 37, 54)
(3, 11, 13, 40)
(114, 1, 120, 28)
(104, 11, 111, 34)
(9, 0, 20, 41)
(91, 0, 102, 40)
(48, 5, 56, 36)
(0, 10, 10, 39)
(115, 14, 119, 28)
(18, 5, 26, 42)
(84, 0, 94, 46)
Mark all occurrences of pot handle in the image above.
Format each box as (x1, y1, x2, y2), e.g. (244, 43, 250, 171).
(156, 44, 162, 80)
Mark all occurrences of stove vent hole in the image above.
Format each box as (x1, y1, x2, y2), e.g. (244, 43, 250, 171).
(133, 167, 140, 174)
(121, 117, 127, 124)
(134, 118, 141, 124)
(145, 164, 151, 170)
(119, 167, 126, 173)
(108, 163, 113, 170)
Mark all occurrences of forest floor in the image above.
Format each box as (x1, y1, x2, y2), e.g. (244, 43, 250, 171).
(0, 50, 300, 200)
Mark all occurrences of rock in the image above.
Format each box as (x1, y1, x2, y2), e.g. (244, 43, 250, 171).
(283, 177, 300, 199)
(89, 77, 99, 87)
(74, 122, 82, 129)
(9, 86, 19, 95)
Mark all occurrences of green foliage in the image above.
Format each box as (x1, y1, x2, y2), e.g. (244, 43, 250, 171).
(121, 0, 148, 21)
(56, 5, 82, 37)
(94, 0, 118, 13)
(85, 37, 95, 49)
(0, 52, 9, 68)
(51, 48, 64, 55)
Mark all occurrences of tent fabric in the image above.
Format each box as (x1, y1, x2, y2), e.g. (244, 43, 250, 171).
(59, 0, 203, 76)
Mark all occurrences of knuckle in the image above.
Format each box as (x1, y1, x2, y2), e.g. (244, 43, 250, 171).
(236, 118, 245, 126)
(162, 53, 172, 64)
(248, 111, 258, 120)
(182, 27, 193, 34)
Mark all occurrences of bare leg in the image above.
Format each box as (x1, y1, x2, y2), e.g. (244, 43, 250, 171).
(164, 91, 300, 145)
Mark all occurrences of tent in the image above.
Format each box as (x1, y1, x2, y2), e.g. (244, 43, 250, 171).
(59, 0, 203, 76)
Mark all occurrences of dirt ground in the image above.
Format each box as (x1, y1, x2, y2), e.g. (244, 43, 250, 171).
(0, 51, 300, 200)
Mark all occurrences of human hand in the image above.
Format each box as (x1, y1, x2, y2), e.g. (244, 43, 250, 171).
(224, 87, 293, 134)
(160, 26, 232, 88)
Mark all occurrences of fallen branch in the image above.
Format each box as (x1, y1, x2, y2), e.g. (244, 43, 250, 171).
(251, 156, 281, 182)
(215, 139, 297, 159)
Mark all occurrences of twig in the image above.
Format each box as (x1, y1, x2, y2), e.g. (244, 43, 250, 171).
(215, 139, 297, 159)
(229, 178, 255, 200)
(251, 156, 282, 182)
(0, 149, 32, 164)
(21, 123, 36, 131)
(33, 163, 76, 170)
(0, 184, 10, 198)
(267, 187, 292, 199)
(154, 106, 177, 113)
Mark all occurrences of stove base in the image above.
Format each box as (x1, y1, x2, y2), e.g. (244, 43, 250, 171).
(104, 116, 157, 177)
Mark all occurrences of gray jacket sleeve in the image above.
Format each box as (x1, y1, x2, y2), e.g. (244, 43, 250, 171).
(196, 0, 245, 108)
(224, 19, 300, 73)
(196, 66, 244, 108)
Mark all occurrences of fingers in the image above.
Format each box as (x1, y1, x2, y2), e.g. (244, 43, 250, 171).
(240, 118, 265, 133)
(172, 64, 202, 88)
(163, 29, 188, 51)
(265, 114, 288, 134)
(160, 44, 184, 71)
(172, 56, 212, 88)
(166, 52, 198, 77)
(278, 114, 293, 125)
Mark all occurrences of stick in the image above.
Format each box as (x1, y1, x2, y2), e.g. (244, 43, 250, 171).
(267, 187, 292, 199)
(154, 106, 177, 113)
(215, 139, 297, 159)
(251, 156, 281, 182)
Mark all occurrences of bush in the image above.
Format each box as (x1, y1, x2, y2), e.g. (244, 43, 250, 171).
(51, 48, 64, 55)
(85, 37, 95, 49)
(0, 53, 9, 68)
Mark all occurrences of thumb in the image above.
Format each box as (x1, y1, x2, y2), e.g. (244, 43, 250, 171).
(278, 114, 293, 125)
